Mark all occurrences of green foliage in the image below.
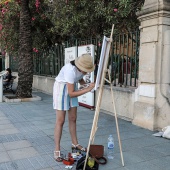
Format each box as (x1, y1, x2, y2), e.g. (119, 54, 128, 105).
(50, 0, 144, 38)
(0, 0, 144, 55)
(0, 0, 55, 56)
(0, 1, 20, 56)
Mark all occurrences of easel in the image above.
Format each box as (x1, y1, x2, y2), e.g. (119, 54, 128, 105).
(83, 25, 124, 170)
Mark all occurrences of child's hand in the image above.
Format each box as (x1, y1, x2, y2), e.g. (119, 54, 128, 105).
(79, 83, 95, 91)
(88, 83, 95, 91)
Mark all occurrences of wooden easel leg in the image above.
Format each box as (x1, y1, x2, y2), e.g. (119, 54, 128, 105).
(83, 83, 105, 170)
(108, 69, 125, 166)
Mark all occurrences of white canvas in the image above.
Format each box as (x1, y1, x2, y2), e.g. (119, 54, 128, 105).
(94, 36, 111, 91)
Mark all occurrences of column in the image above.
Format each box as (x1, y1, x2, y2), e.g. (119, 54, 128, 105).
(132, 0, 170, 130)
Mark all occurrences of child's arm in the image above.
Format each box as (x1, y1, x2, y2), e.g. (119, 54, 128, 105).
(67, 82, 95, 98)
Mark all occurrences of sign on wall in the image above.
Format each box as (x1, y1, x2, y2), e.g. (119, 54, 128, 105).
(65, 46, 77, 64)
(78, 44, 95, 109)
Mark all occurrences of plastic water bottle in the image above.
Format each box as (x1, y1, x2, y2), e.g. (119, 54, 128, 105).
(107, 134, 114, 159)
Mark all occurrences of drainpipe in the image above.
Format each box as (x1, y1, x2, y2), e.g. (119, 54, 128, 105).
(160, 30, 170, 104)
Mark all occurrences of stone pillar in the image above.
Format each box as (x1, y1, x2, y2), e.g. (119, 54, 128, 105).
(132, 0, 170, 130)
(5, 52, 9, 69)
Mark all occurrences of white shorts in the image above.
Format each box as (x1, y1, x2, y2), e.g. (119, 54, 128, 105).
(53, 81, 79, 110)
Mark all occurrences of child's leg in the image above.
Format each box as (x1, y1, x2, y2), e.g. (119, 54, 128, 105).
(54, 110, 66, 152)
(68, 107, 78, 145)
(68, 107, 86, 151)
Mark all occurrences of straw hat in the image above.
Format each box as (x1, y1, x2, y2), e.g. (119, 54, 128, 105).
(75, 54, 95, 73)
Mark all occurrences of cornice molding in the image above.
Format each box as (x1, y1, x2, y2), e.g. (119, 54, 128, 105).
(137, 0, 170, 17)
(138, 11, 170, 22)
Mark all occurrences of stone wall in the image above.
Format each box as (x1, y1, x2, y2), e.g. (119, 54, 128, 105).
(33, 75, 55, 95)
(97, 85, 136, 121)
(133, 0, 170, 130)
(32, 74, 137, 122)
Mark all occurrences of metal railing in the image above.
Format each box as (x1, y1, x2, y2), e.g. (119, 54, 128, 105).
(33, 45, 65, 76)
(33, 37, 103, 77)
(9, 30, 140, 87)
(110, 30, 140, 87)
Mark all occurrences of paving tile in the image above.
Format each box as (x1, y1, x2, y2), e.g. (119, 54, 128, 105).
(31, 120, 52, 126)
(0, 124, 16, 130)
(0, 143, 5, 152)
(0, 163, 7, 170)
(15, 159, 34, 169)
(112, 167, 129, 170)
(28, 136, 54, 146)
(42, 128, 54, 136)
(148, 156, 170, 170)
(0, 151, 11, 163)
(99, 165, 126, 170)
(7, 147, 39, 160)
(0, 136, 7, 143)
(145, 141, 170, 156)
(0, 128, 19, 135)
(3, 140, 32, 150)
(121, 135, 165, 151)
(4, 162, 21, 170)
(0, 116, 8, 120)
(32, 156, 53, 168)
(0, 134, 25, 143)
(117, 130, 146, 140)
(129, 147, 165, 161)
(125, 161, 162, 170)
(0, 112, 5, 116)
(22, 132, 46, 139)
(17, 126, 40, 133)
(116, 151, 143, 165)
(0, 119, 11, 125)
(35, 124, 54, 130)
(26, 157, 44, 169)
(11, 160, 27, 170)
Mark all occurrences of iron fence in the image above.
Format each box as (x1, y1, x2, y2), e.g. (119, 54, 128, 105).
(111, 30, 140, 87)
(9, 30, 140, 87)
(33, 37, 103, 77)
(33, 45, 65, 76)
(9, 55, 18, 72)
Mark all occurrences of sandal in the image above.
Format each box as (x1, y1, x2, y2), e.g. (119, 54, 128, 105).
(54, 151, 63, 162)
(72, 143, 87, 152)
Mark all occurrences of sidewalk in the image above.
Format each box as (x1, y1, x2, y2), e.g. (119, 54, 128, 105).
(0, 91, 170, 170)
